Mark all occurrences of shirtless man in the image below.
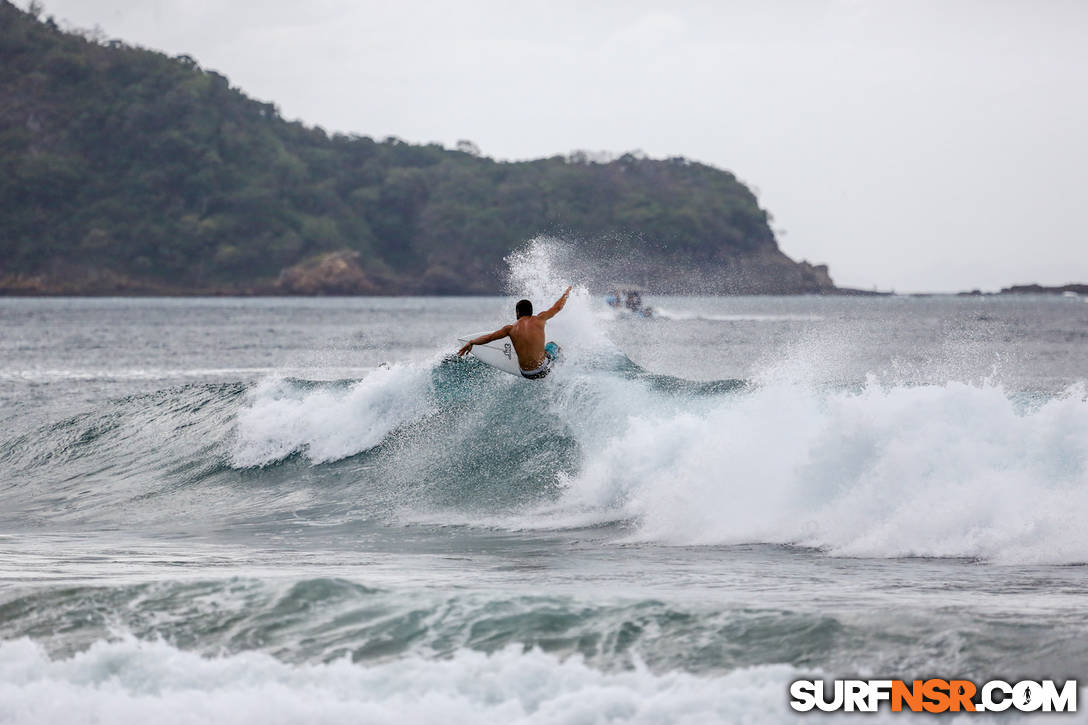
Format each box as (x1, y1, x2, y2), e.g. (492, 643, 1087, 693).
(457, 286, 571, 379)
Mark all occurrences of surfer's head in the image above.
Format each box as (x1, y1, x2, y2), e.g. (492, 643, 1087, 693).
(516, 299, 533, 318)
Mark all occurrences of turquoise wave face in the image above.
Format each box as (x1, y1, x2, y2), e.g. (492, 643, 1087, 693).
(0, 348, 744, 526)
(3, 347, 1087, 565)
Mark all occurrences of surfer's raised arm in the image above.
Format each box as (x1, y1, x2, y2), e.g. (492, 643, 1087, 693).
(457, 288, 569, 377)
(457, 325, 512, 357)
(537, 286, 572, 321)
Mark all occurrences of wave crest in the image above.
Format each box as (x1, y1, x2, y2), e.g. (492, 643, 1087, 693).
(231, 364, 435, 467)
(550, 380, 1088, 563)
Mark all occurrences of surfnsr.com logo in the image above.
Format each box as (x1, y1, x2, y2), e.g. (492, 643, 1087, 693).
(789, 679, 1077, 713)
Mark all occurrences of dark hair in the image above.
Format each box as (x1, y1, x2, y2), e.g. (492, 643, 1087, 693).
(516, 299, 533, 318)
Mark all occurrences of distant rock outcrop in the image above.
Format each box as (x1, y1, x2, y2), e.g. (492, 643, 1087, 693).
(276, 251, 379, 295)
(999, 283, 1088, 295)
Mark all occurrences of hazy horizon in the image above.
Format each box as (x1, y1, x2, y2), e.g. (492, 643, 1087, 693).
(35, 0, 1088, 293)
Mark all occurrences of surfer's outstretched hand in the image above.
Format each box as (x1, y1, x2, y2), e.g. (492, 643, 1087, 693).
(457, 342, 472, 357)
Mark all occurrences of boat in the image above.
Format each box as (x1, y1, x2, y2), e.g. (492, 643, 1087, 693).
(605, 286, 654, 318)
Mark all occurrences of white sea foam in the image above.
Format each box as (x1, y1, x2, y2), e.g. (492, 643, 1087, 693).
(0, 637, 1024, 725)
(230, 363, 435, 466)
(547, 378, 1088, 564)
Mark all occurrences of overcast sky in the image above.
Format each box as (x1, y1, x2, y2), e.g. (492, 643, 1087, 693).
(40, 0, 1088, 292)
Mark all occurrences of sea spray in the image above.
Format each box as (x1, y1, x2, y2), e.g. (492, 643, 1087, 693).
(231, 363, 436, 467)
(545, 378, 1088, 563)
(504, 238, 620, 366)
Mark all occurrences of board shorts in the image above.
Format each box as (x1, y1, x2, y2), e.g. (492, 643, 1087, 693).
(520, 342, 560, 380)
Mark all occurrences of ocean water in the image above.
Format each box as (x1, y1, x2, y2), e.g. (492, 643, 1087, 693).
(2, 246, 1087, 723)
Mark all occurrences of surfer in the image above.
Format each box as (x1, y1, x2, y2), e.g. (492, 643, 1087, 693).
(457, 286, 571, 379)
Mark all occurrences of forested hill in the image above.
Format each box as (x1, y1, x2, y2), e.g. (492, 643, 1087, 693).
(0, 1, 835, 295)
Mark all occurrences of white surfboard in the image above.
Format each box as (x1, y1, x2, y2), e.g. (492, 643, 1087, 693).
(458, 333, 524, 376)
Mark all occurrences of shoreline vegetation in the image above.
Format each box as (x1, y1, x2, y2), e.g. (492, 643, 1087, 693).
(2, 4, 1081, 299)
(1, 1, 842, 297)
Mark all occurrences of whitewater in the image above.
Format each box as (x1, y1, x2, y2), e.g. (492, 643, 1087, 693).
(2, 242, 1086, 723)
